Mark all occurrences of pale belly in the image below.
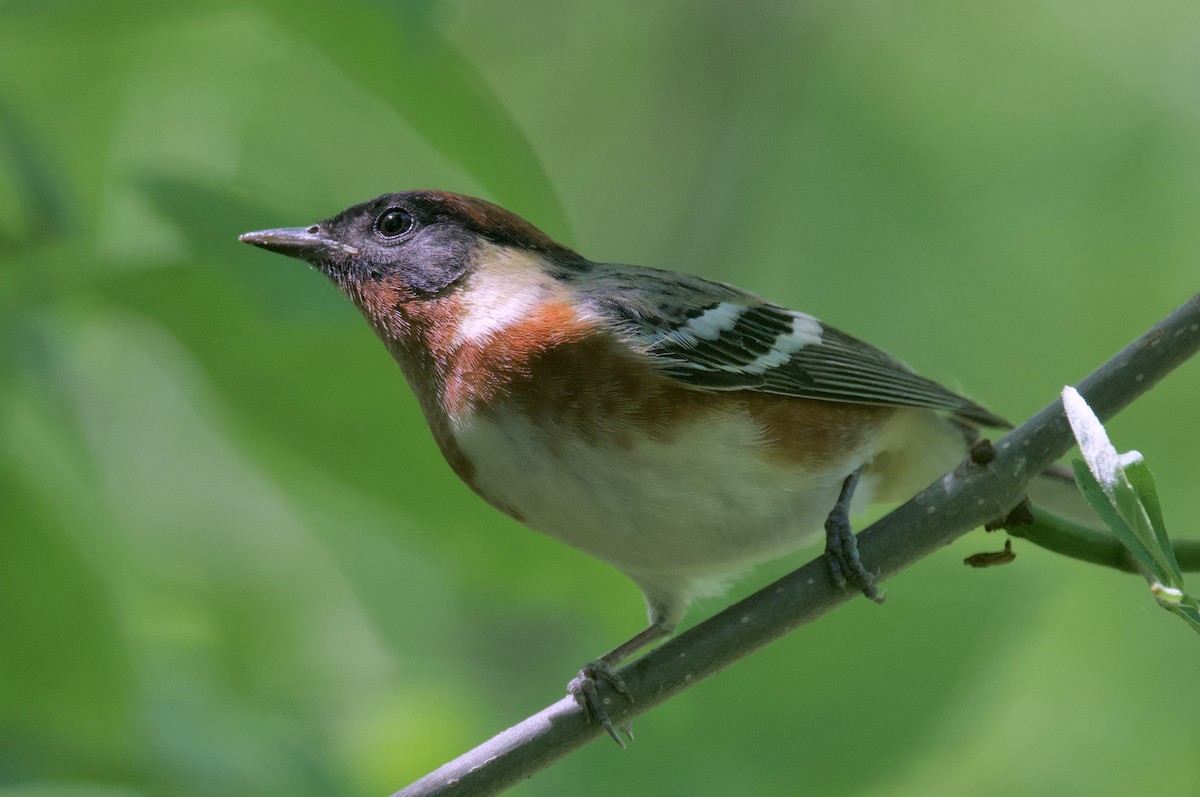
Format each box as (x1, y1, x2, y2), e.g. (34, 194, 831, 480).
(450, 408, 881, 602)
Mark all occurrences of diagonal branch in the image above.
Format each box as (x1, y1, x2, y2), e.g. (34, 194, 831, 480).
(396, 293, 1200, 797)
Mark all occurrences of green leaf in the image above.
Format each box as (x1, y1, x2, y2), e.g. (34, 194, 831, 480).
(1064, 387, 1177, 583)
(1063, 386, 1198, 638)
(1071, 459, 1160, 578)
(1123, 459, 1180, 579)
(1154, 583, 1200, 633)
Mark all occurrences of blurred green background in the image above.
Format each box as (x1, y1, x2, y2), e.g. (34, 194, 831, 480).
(2, 1, 1198, 795)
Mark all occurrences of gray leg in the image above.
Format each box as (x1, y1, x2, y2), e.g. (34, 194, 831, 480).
(824, 468, 885, 603)
(568, 620, 674, 746)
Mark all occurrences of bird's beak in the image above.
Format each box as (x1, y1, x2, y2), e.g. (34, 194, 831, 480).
(238, 226, 356, 260)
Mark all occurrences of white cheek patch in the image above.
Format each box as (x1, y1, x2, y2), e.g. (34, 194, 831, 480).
(454, 244, 553, 344)
(457, 284, 543, 343)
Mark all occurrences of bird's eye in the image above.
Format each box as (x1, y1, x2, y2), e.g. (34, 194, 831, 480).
(375, 208, 414, 239)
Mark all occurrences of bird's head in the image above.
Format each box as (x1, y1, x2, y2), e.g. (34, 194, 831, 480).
(240, 190, 581, 315)
(240, 190, 593, 392)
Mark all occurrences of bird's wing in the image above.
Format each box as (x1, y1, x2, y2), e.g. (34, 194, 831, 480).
(577, 264, 1009, 428)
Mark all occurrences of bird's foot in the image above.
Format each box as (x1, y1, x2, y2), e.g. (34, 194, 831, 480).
(824, 514, 885, 603)
(568, 660, 634, 747)
(824, 469, 885, 603)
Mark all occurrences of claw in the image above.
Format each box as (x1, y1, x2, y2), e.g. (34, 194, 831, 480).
(566, 622, 673, 745)
(569, 661, 634, 747)
(825, 528, 885, 603)
(824, 468, 886, 603)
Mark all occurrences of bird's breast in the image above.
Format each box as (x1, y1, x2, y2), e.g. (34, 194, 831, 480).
(441, 334, 894, 580)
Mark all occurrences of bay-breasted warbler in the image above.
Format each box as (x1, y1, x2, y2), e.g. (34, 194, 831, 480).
(241, 191, 1010, 739)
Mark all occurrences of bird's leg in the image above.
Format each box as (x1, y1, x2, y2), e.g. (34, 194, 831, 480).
(824, 467, 885, 603)
(568, 621, 674, 746)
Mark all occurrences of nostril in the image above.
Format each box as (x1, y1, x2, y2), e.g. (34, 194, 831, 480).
(307, 225, 319, 234)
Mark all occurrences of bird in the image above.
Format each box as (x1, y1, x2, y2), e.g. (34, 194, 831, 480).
(240, 190, 1010, 742)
